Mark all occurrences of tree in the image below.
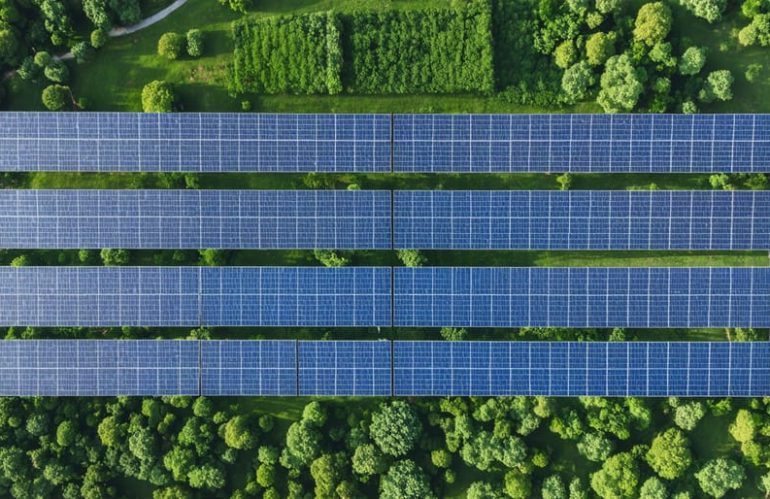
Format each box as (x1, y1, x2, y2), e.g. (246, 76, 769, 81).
(352, 443, 387, 477)
(218, 0, 250, 13)
(673, 401, 705, 430)
(738, 14, 770, 47)
(100, 248, 129, 266)
(554, 40, 577, 70)
(679, 46, 706, 76)
(542, 475, 567, 499)
(97, 415, 121, 447)
(41, 84, 70, 111)
(397, 249, 426, 267)
(590, 452, 639, 499)
(222, 416, 258, 450)
(440, 327, 468, 341)
(302, 401, 327, 427)
(56, 421, 76, 447)
(633, 2, 672, 46)
(313, 249, 349, 267)
(370, 401, 422, 457)
(187, 464, 225, 490)
(679, 0, 727, 23)
(110, 0, 141, 25)
(256, 463, 275, 488)
(467, 481, 505, 499)
(695, 459, 745, 498)
(639, 477, 667, 499)
(569, 478, 588, 499)
(10, 255, 29, 267)
(596, 0, 622, 13)
(645, 428, 692, 480)
(503, 470, 531, 499)
(699, 70, 734, 102)
(577, 432, 614, 462)
(285, 420, 321, 466)
(157, 32, 184, 60)
(431, 449, 452, 469)
(186, 29, 203, 57)
(380, 460, 433, 499)
(745, 63, 763, 82)
(71, 41, 92, 63)
(0, 27, 18, 65)
(43, 60, 69, 83)
(597, 54, 644, 113)
(141, 80, 175, 112)
(729, 409, 759, 443)
(586, 32, 614, 66)
(556, 173, 573, 190)
(91, 28, 108, 49)
(310, 453, 346, 498)
(163, 447, 194, 482)
(562, 61, 595, 101)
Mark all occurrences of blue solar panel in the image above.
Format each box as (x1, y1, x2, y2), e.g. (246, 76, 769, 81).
(201, 340, 296, 396)
(393, 341, 770, 397)
(0, 267, 392, 327)
(0, 190, 392, 249)
(393, 114, 770, 173)
(394, 191, 770, 250)
(0, 340, 198, 396)
(298, 341, 391, 395)
(394, 267, 770, 328)
(0, 113, 391, 172)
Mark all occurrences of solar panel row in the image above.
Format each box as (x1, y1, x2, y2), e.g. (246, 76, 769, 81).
(0, 340, 766, 397)
(394, 341, 770, 397)
(0, 267, 392, 327)
(394, 267, 770, 328)
(394, 114, 770, 172)
(2, 189, 769, 251)
(0, 190, 391, 249)
(394, 190, 770, 250)
(3, 113, 770, 172)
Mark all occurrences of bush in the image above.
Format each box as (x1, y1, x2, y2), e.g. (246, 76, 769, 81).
(186, 29, 204, 57)
(218, 0, 250, 13)
(41, 84, 70, 110)
(43, 59, 69, 83)
(157, 32, 184, 60)
(71, 41, 92, 63)
(141, 80, 175, 112)
(91, 29, 108, 49)
(745, 63, 763, 82)
(33, 51, 52, 68)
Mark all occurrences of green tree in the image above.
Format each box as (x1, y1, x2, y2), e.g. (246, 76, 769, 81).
(562, 61, 595, 101)
(218, 0, 250, 13)
(556, 173, 573, 190)
(141, 80, 175, 112)
(503, 470, 531, 499)
(163, 447, 194, 482)
(370, 401, 422, 457)
(440, 327, 468, 341)
(43, 60, 69, 83)
(679, 46, 706, 75)
(673, 401, 705, 430)
(542, 475, 567, 499)
(0, 26, 18, 65)
(186, 29, 204, 57)
(467, 481, 505, 499)
(679, 0, 727, 23)
(586, 32, 614, 66)
(590, 452, 639, 499)
(352, 443, 387, 477)
(285, 420, 321, 466)
(699, 70, 734, 102)
(100, 248, 129, 266)
(56, 420, 76, 447)
(313, 249, 349, 267)
(310, 453, 346, 498)
(91, 28, 108, 49)
(157, 32, 184, 60)
(256, 463, 275, 488)
(431, 449, 452, 469)
(569, 478, 588, 499)
(380, 460, 433, 499)
(745, 63, 763, 82)
(577, 432, 614, 462)
(41, 84, 70, 111)
(645, 428, 692, 480)
(596, 0, 622, 13)
(738, 14, 770, 47)
(639, 477, 667, 499)
(633, 2, 673, 46)
(71, 41, 92, 63)
(597, 54, 644, 113)
(729, 409, 759, 443)
(397, 249, 426, 267)
(97, 415, 121, 447)
(222, 416, 258, 450)
(10, 255, 29, 267)
(554, 40, 577, 69)
(198, 249, 227, 266)
(695, 459, 745, 498)
(187, 464, 225, 490)
(302, 401, 327, 426)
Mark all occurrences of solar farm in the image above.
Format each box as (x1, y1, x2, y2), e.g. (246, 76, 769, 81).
(1, 113, 770, 398)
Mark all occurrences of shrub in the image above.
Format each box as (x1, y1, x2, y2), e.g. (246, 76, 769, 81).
(41, 84, 70, 110)
(33, 51, 52, 68)
(141, 80, 175, 112)
(71, 41, 92, 63)
(186, 29, 204, 57)
(91, 29, 108, 49)
(157, 32, 184, 60)
(43, 59, 69, 83)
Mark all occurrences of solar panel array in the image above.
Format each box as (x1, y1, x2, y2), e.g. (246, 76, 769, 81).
(394, 267, 770, 328)
(0, 190, 391, 249)
(393, 114, 770, 172)
(299, 341, 391, 396)
(0, 267, 392, 327)
(394, 341, 770, 396)
(201, 340, 296, 395)
(0, 340, 198, 396)
(394, 190, 770, 250)
(0, 113, 390, 172)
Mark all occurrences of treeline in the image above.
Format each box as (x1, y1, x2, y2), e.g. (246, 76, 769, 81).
(230, 0, 494, 95)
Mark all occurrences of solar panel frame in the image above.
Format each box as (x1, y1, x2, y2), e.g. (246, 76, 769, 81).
(394, 190, 770, 250)
(393, 267, 770, 328)
(0, 190, 392, 249)
(393, 341, 770, 397)
(0, 113, 391, 172)
(200, 340, 297, 396)
(298, 341, 392, 396)
(393, 114, 770, 173)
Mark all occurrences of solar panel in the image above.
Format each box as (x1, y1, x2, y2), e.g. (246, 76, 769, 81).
(0, 267, 392, 327)
(394, 191, 770, 250)
(0, 113, 390, 172)
(298, 341, 391, 396)
(201, 340, 296, 396)
(394, 341, 770, 397)
(0, 190, 392, 249)
(0, 340, 199, 396)
(394, 267, 770, 328)
(393, 114, 770, 173)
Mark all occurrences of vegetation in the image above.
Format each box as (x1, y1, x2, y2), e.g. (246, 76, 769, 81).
(141, 80, 175, 112)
